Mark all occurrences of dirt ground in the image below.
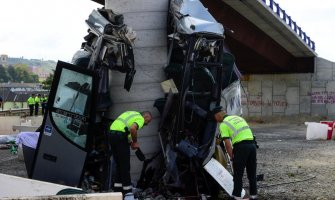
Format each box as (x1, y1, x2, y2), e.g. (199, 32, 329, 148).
(1, 122, 335, 200)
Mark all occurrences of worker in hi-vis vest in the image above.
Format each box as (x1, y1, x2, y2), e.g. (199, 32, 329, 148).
(109, 111, 152, 199)
(34, 94, 41, 116)
(213, 106, 258, 200)
(41, 94, 48, 115)
(27, 93, 35, 116)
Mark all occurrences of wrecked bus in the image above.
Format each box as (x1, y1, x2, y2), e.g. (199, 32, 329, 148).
(29, 0, 243, 198)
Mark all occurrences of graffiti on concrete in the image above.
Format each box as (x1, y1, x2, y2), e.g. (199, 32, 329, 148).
(241, 95, 288, 107)
(311, 91, 335, 104)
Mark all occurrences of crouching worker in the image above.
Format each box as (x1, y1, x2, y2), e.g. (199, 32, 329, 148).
(109, 111, 152, 200)
(213, 107, 258, 200)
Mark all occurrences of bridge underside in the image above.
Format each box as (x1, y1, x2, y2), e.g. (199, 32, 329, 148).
(202, 0, 315, 74)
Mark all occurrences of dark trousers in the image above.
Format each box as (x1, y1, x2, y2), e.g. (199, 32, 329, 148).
(42, 103, 47, 114)
(232, 141, 257, 197)
(109, 131, 131, 194)
(34, 103, 39, 116)
(29, 105, 34, 116)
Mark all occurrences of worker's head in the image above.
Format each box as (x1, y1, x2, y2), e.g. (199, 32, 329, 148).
(213, 106, 226, 122)
(141, 111, 152, 125)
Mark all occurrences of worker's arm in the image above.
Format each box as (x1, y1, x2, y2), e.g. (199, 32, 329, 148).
(129, 123, 139, 149)
(223, 138, 233, 161)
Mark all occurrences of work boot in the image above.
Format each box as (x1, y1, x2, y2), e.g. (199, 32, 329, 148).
(249, 195, 258, 200)
(124, 193, 136, 200)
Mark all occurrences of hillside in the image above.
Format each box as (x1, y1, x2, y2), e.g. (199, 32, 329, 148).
(7, 57, 56, 72)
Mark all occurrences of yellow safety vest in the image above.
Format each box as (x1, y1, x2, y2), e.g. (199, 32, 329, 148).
(42, 97, 48, 103)
(27, 97, 35, 105)
(34, 97, 41, 103)
(219, 115, 254, 145)
(110, 111, 144, 133)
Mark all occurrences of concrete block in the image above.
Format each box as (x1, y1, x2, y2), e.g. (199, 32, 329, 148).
(110, 64, 165, 86)
(281, 74, 311, 81)
(312, 81, 327, 88)
(285, 81, 299, 87)
(311, 104, 327, 116)
(285, 87, 299, 104)
(248, 81, 261, 96)
(133, 135, 160, 155)
(134, 47, 168, 66)
(261, 87, 272, 116)
(106, 0, 168, 13)
(242, 105, 249, 117)
(326, 81, 335, 91)
(12, 125, 39, 133)
(315, 57, 333, 80)
(326, 103, 335, 115)
(273, 81, 286, 95)
(249, 74, 311, 81)
(299, 96, 311, 114)
(134, 29, 167, 48)
(300, 81, 311, 96)
(262, 80, 272, 88)
(0, 173, 108, 199)
(241, 81, 248, 88)
(248, 112, 262, 116)
(247, 95, 261, 113)
(285, 104, 299, 115)
(272, 96, 287, 113)
(0, 116, 21, 134)
(123, 12, 167, 30)
(326, 83, 335, 114)
(108, 101, 159, 118)
(272, 112, 285, 116)
(110, 82, 164, 103)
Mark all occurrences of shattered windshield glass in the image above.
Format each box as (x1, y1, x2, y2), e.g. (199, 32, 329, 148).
(52, 69, 92, 148)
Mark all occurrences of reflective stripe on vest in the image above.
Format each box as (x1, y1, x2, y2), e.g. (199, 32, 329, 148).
(115, 113, 141, 129)
(222, 120, 250, 140)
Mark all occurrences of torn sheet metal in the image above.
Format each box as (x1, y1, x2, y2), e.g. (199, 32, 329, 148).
(170, 0, 224, 36)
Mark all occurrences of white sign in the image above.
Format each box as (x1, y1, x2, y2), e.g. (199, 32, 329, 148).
(221, 81, 242, 115)
(204, 158, 245, 197)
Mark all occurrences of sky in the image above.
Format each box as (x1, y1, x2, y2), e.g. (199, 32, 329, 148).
(276, 0, 335, 62)
(0, 0, 101, 62)
(0, 0, 334, 62)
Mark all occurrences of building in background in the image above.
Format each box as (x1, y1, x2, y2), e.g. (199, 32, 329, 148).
(30, 66, 52, 82)
(0, 54, 8, 66)
(0, 82, 48, 111)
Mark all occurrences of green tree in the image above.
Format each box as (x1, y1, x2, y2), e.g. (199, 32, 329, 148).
(0, 65, 9, 82)
(31, 74, 39, 83)
(42, 70, 54, 90)
(7, 65, 18, 82)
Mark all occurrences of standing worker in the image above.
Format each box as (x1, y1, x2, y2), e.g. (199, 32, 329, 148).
(34, 94, 41, 116)
(41, 94, 48, 115)
(109, 110, 152, 200)
(213, 107, 258, 200)
(27, 94, 35, 116)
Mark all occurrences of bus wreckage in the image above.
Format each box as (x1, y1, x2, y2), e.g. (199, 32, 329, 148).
(29, 0, 244, 199)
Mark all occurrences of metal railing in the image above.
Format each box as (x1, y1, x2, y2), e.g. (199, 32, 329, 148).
(260, 0, 315, 51)
(0, 108, 30, 116)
